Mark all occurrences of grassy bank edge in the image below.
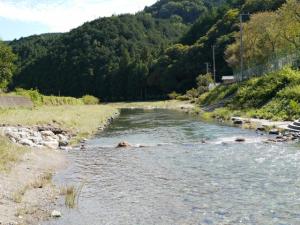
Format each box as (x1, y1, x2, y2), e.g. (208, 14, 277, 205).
(0, 100, 192, 171)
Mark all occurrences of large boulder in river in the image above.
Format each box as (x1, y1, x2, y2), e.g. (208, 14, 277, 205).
(117, 141, 131, 148)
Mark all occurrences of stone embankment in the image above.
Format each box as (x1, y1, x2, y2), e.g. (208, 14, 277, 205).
(0, 125, 72, 150)
(231, 117, 300, 143)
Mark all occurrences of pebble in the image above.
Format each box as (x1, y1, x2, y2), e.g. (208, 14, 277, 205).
(51, 210, 62, 218)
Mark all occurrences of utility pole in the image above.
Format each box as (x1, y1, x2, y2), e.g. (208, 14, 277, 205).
(240, 13, 250, 82)
(212, 45, 216, 84)
(205, 62, 210, 74)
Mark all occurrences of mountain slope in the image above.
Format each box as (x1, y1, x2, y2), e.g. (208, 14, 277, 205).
(10, 12, 188, 100)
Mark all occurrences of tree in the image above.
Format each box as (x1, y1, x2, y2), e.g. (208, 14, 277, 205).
(196, 73, 213, 94)
(225, 0, 300, 70)
(0, 41, 16, 90)
(225, 12, 282, 69)
(278, 0, 300, 49)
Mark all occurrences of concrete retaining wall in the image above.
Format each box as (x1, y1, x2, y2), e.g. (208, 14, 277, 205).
(0, 96, 33, 108)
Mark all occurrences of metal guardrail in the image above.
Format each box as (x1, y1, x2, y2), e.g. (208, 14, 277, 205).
(0, 96, 33, 108)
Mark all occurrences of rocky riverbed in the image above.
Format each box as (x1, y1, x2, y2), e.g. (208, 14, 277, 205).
(0, 125, 73, 150)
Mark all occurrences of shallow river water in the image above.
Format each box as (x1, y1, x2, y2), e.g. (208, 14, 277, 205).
(46, 109, 300, 225)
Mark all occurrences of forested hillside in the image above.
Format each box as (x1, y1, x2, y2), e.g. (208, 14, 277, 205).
(4, 0, 292, 101)
(10, 14, 186, 100)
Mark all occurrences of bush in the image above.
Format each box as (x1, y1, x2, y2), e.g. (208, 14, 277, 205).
(14, 88, 84, 106)
(14, 88, 43, 105)
(232, 68, 300, 109)
(168, 91, 180, 100)
(197, 73, 214, 95)
(42, 96, 83, 106)
(185, 88, 199, 99)
(81, 95, 100, 105)
(176, 95, 190, 101)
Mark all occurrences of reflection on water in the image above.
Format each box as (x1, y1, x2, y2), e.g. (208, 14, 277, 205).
(45, 109, 300, 225)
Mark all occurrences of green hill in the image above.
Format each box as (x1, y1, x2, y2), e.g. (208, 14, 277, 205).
(6, 0, 292, 101)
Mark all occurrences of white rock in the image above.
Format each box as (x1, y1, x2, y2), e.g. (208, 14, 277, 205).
(6, 132, 21, 140)
(57, 134, 68, 142)
(43, 141, 59, 149)
(29, 137, 43, 144)
(19, 132, 29, 139)
(19, 139, 34, 147)
(51, 210, 62, 218)
(41, 130, 55, 137)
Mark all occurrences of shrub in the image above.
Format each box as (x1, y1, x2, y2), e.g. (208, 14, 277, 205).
(14, 88, 84, 106)
(14, 88, 43, 105)
(168, 91, 180, 100)
(176, 95, 190, 101)
(185, 88, 199, 99)
(81, 95, 100, 105)
(232, 68, 300, 109)
(43, 96, 83, 106)
(196, 73, 214, 95)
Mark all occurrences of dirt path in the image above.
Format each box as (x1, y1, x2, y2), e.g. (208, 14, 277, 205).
(0, 149, 66, 225)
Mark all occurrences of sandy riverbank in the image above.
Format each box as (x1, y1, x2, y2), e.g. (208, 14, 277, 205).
(0, 104, 120, 225)
(0, 149, 66, 225)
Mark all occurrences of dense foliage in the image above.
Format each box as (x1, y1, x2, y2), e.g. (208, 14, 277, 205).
(226, 0, 300, 69)
(10, 12, 191, 101)
(148, 0, 287, 95)
(0, 41, 17, 90)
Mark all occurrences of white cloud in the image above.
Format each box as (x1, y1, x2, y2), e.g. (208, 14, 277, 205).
(0, 0, 157, 32)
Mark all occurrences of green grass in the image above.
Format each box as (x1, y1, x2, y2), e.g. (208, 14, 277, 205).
(199, 67, 300, 121)
(200, 83, 238, 106)
(6, 88, 100, 106)
(0, 105, 119, 143)
(61, 183, 84, 209)
(108, 100, 190, 109)
(0, 136, 28, 172)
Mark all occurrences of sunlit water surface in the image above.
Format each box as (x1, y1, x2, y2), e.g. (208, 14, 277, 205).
(45, 109, 300, 225)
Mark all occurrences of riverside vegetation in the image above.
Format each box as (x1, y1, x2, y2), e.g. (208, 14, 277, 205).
(171, 67, 300, 123)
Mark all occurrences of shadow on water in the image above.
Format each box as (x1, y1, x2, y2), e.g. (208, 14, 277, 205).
(45, 109, 300, 225)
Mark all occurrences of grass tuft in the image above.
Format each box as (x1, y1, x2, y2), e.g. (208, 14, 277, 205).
(0, 136, 28, 172)
(61, 183, 84, 209)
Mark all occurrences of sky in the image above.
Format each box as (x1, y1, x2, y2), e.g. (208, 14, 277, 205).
(0, 0, 157, 40)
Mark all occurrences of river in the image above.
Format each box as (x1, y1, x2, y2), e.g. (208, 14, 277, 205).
(45, 109, 300, 225)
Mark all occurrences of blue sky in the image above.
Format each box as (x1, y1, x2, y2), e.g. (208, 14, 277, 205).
(0, 0, 157, 40)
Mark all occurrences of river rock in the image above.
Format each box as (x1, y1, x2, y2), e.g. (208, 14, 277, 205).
(235, 138, 246, 142)
(269, 129, 280, 135)
(41, 130, 55, 137)
(43, 141, 59, 149)
(256, 127, 266, 132)
(117, 141, 131, 148)
(19, 139, 34, 147)
(51, 210, 62, 218)
(233, 120, 243, 125)
(59, 140, 69, 147)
